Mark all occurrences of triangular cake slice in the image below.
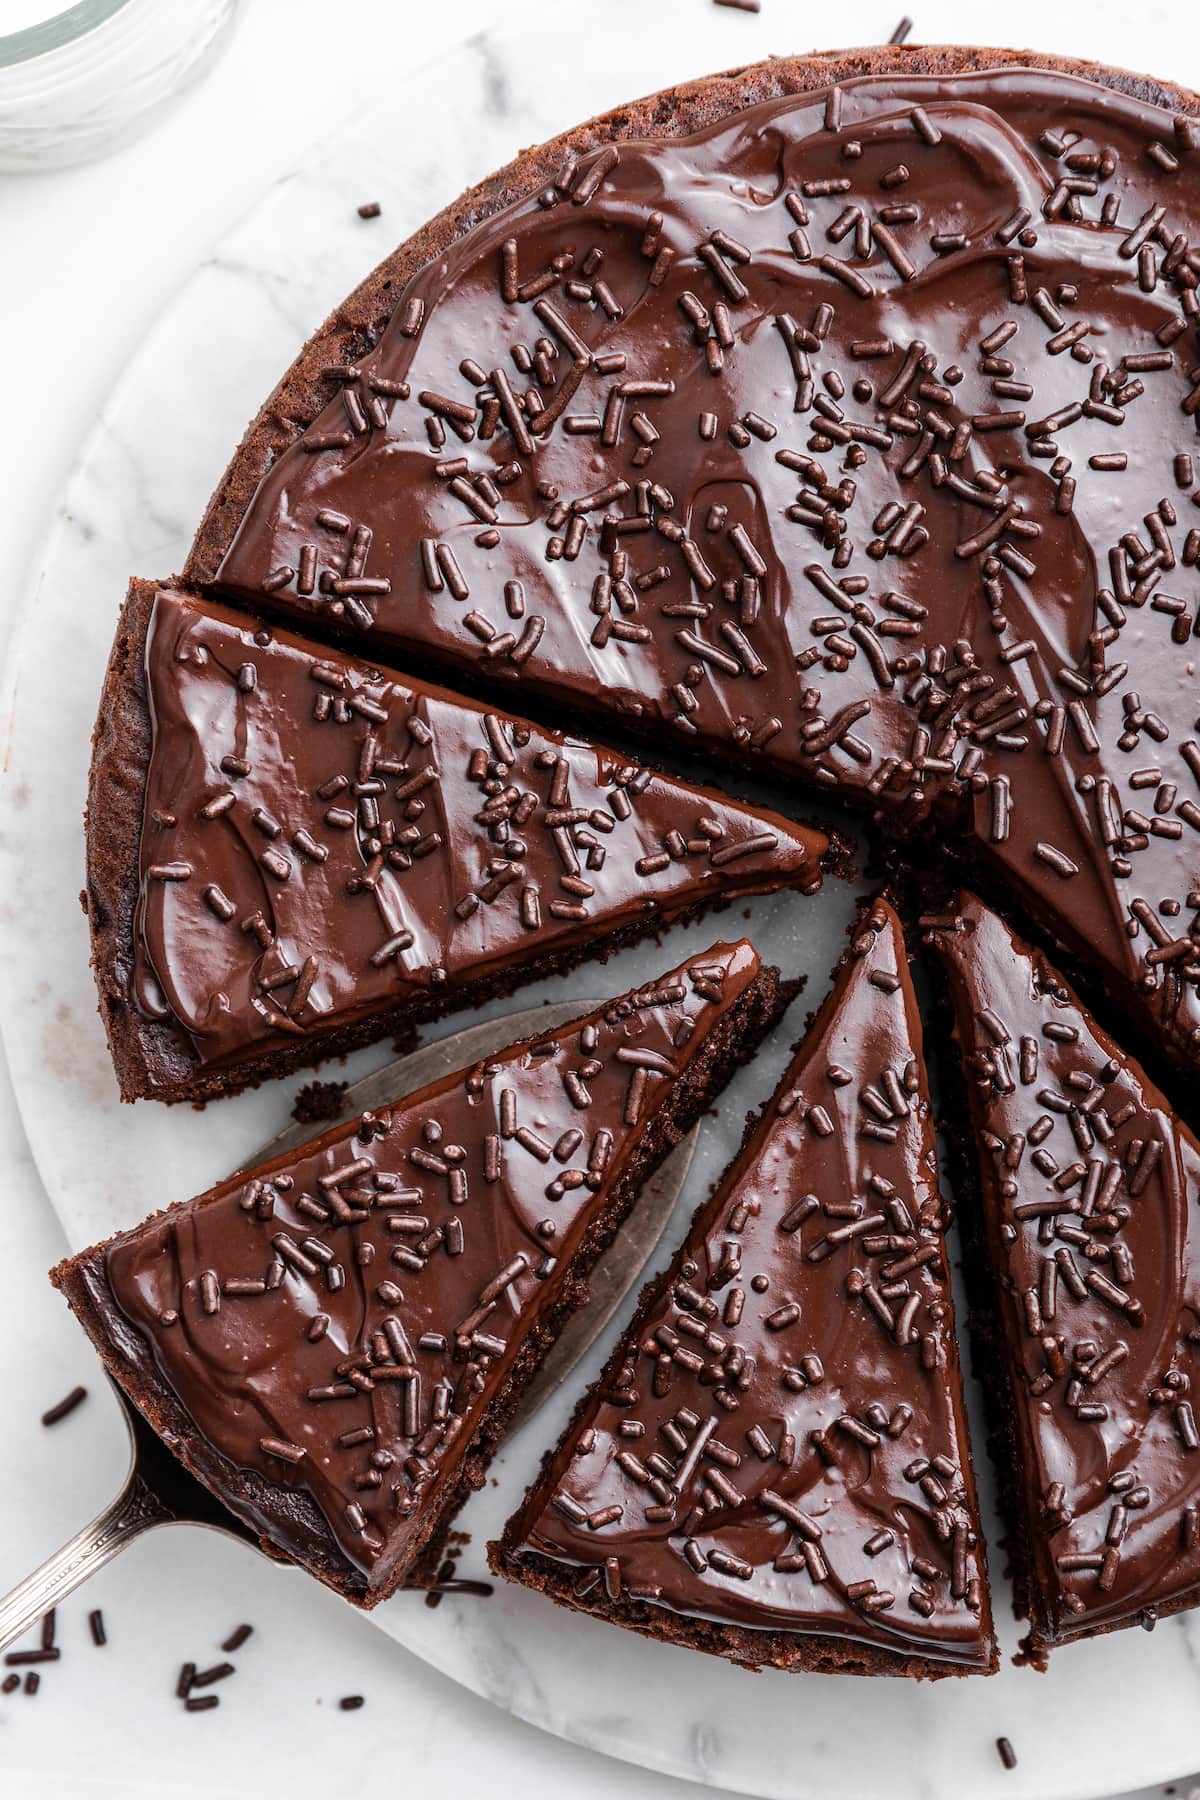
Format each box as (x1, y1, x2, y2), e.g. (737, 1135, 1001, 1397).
(53, 939, 784, 1608)
(493, 898, 996, 1677)
(925, 892, 1200, 1657)
(87, 581, 826, 1101)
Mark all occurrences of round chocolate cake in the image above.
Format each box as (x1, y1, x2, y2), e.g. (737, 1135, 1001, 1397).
(72, 42, 1200, 1676)
(177, 43, 1200, 1096)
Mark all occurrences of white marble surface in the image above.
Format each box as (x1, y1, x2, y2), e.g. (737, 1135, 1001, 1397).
(3, 1, 1200, 1796)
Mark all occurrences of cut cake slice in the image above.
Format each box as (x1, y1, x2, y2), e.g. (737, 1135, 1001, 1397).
(493, 898, 996, 1677)
(53, 939, 785, 1608)
(925, 891, 1200, 1657)
(86, 581, 827, 1101)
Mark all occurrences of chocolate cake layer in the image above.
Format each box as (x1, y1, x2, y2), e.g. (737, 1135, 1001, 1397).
(86, 582, 825, 1101)
(198, 53, 1200, 1078)
(925, 892, 1200, 1655)
(54, 940, 785, 1607)
(493, 898, 996, 1677)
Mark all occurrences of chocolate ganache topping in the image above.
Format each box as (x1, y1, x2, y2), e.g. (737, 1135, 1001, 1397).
(214, 67, 1200, 1073)
(132, 589, 822, 1070)
(927, 893, 1200, 1649)
(92, 941, 765, 1597)
(499, 900, 993, 1670)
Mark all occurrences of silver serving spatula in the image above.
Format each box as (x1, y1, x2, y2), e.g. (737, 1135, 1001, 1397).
(0, 1002, 695, 1652)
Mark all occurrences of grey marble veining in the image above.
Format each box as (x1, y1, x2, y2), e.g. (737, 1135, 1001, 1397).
(2, 2, 1200, 1794)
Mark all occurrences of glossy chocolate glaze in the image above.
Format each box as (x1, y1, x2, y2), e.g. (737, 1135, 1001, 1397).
(927, 893, 1200, 1648)
(132, 589, 822, 1071)
(502, 900, 993, 1670)
(214, 66, 1200, 1075)
(97, 941, 763, 1595)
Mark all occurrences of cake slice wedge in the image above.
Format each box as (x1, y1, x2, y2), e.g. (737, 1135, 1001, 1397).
(52, 939, 785, 1609)
(925, 892, 1200, 1658)
(492, 898, 997, 1677)
(87, 581, 828, 1102)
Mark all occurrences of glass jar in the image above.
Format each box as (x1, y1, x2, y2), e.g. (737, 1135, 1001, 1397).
(0, 0, 238, 171)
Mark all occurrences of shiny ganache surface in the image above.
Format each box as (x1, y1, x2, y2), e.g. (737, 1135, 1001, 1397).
(101, 941, 763, 1593)
(214, 65, 1200, 1075)
(504, 900, 992, 1669)
(133, 589, 822, 1069)
(927, 893, 1200, 1648)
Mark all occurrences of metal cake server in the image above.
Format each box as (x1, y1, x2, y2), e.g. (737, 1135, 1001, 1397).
(0, 1001, 696, 1652)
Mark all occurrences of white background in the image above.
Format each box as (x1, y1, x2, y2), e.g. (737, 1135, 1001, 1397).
(1, 2, 1199, 1795)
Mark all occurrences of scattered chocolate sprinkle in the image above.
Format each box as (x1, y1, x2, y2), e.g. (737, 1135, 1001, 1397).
(40, 1386, 87, 1427)
(190, 1660, 236, 1689)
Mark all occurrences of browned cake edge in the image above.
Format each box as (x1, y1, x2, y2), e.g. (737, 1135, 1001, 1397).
(490, 905, 999, 1678)
(185, 44, 1199, 594)
(51, 957, 790, 1608)
(84, 579, 826, 1103)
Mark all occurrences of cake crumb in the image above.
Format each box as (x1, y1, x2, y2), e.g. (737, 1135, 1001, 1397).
(291, 1079, 349, 1125)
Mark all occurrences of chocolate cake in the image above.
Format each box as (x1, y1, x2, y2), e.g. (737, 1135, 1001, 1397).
(492, 897, 997, 1677)
(184, 47, 1200, 1082)
(925, 892, 1200, 1657)
(53, 940, 785, 1608)
(86, 581, 825, 1102)
(68, 38, 1200, 1669)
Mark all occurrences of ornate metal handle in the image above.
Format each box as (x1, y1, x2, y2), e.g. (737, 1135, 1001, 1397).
(0, 1471, 174, 1653)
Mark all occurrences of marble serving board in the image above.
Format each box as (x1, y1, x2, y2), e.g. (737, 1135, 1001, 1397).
(2, 2, 1199, 1794)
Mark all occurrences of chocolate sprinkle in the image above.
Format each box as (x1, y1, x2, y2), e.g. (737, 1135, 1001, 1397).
(40, 1386, 87, 1427)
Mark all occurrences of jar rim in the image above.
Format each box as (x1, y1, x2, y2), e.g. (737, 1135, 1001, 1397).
(0, 0, 133, 71)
